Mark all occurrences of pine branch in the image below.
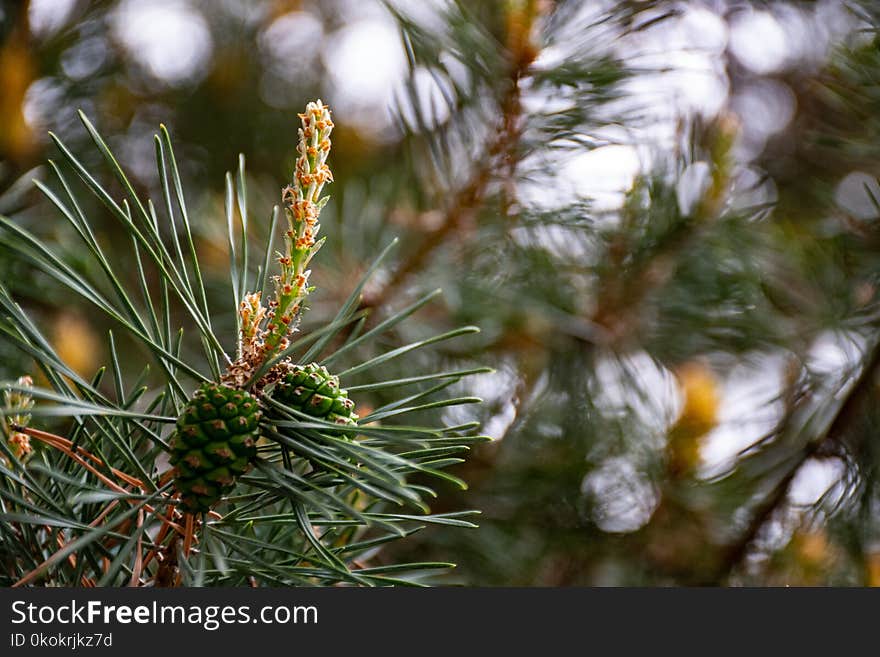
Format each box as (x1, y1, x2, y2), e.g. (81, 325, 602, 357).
(361, 1, 540, 310)
(590, 118, 737, 346)
(0, 102, 488, 586)
(714, 335, 880, 583)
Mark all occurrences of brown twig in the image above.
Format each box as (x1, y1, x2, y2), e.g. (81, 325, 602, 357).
(360, 4, 538, 310)
(173, 513, 197, 587)
(10, 422, 228, 586)
(141, 516, 173, 572)
(155, 533, 180, 587)
(15, 498, 126, 587)
(19, 425, 186, 535)
(714, 337, 880, 583)
(182, 513, 195, 558)
(22, 425, 143, 487)
(590, 116, 737, 346)
(8, 425, 201, 586)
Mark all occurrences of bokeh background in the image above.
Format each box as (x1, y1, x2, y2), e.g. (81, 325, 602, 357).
(5, 0, 880, 585)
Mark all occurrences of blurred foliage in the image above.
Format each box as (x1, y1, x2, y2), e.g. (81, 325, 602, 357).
(6, 0, 880, 585)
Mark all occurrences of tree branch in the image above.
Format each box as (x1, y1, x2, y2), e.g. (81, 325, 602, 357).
(714, 336, 880, 582)
(361, 4, 538, 309)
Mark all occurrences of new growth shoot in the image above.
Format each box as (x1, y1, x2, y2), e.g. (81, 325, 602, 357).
(265, 99, 334, 354)
(229, 100, 334, 386)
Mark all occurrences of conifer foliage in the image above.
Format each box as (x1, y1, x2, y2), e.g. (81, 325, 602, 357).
(4, 0, 880, 587)
(0, 98, 487, 586)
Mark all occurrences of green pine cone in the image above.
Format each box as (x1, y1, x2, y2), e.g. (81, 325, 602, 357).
(169, 383, 261, 512)
(271, 363, 358, 425)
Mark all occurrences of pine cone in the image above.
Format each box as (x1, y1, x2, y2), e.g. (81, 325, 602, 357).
(271, 363, 358, 425)
(169, 383, 261, 512)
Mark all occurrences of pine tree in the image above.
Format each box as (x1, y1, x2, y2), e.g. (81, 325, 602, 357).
(4, 0, 880, 587)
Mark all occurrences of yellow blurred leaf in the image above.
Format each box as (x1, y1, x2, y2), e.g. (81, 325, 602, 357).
(52, 312, 102, 379)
